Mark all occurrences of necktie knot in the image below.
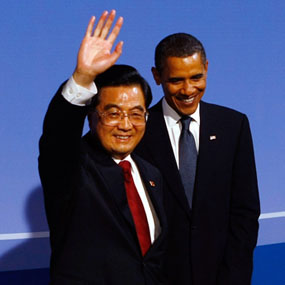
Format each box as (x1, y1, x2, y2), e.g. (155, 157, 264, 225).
(119, 160, 132, 182)
(119, 160, 131, 172)
(180, 116, 192, 132)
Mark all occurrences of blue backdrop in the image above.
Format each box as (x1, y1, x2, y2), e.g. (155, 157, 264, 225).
(0, 0, 284, 283)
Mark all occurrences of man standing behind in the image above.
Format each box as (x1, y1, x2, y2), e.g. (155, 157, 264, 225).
(135, 33, 260, 284)
(39, 11, 167, 284)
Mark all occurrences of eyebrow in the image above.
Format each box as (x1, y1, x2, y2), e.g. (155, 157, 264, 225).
(103, 104, 120, 110)
(167, 77, 184, 82)
(103, 104, 145, 111)
(191, 73, 204, 79)
(168, 73, 205, 82)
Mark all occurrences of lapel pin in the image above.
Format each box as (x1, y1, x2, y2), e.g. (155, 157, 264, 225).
(149, 181, 156, 187)
(210, 135, 216, 140)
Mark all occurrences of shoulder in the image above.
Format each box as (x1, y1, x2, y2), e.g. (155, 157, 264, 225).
(200, 101, 254, 148)
(200, 101, 249, 127)
(201, 101, 245, 117)
(148, 99, 163, 114)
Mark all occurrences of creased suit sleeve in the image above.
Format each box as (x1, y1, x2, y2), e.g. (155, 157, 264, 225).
(217, 115, 260, 285)
(38, 83, 88, 230)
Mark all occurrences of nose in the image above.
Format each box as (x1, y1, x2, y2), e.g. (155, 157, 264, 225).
(181, 80, 195, 96)
(117, 115, 133, 130)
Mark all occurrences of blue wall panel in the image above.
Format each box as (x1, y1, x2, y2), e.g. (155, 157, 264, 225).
(0, 0, 284, 279)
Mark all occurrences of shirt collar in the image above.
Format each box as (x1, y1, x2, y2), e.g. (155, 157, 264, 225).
(113, 155, 135, 169)
(162, 97, 200, 127)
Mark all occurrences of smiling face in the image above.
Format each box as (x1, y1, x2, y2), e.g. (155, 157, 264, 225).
(152, 53, 208, 116)
(88, 85, 146, 160)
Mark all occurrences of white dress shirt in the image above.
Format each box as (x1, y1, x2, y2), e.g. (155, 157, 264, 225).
(62, 76, 97, 106)
(113, 156, 161, 243)
(61, 77, 160, 243)
(162, 98, 200, 168)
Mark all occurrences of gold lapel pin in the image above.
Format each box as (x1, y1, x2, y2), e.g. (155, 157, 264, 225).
(210, 135, 216, 140)
(149, 181, 156, 187)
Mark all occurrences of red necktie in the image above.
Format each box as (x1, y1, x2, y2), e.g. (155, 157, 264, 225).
(119, 160, 151, 256)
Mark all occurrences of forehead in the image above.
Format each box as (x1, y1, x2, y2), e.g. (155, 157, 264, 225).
(98, 85, 145, 109)
(162, 53, 205, 76)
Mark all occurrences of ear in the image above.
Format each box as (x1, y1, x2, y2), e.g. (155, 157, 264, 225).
(204, 60, 209, 75)
(151, 67, 161, 85)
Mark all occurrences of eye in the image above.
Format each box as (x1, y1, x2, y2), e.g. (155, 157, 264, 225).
(168, 78, 183, 84)
(191, 74, 204, 81)
(130, 111, 144, 119)
(106, 111, 121, 119)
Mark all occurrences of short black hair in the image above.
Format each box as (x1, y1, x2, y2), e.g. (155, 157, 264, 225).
(91, 64, 152, 108)
(155, 33, 207, 73)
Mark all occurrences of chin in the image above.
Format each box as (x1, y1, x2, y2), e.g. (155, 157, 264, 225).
(176, 107, 195, 116)
(113, 148, 132, 159)
(112, 152, 128, 160)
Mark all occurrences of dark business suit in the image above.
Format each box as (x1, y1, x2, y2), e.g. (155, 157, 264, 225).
(135, 100, 260, 285)
(38, 89, 167, 285)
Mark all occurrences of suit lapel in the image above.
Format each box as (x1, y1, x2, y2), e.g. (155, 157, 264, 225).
(193, 101, 219, 210)
(197, 101, 218, 170)
(144, 101, 192, 218)
(83, 133, 136, 235)
(132, 154, 166, 229)
(132, 153, 167, 253)
(198, 101, 213, 160)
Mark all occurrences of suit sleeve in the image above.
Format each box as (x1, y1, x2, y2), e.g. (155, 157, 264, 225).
(217, 115, 260, 285)
(38, 84, 88, 229)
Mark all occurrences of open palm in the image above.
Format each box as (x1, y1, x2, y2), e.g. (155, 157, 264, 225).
(74, 10, 123, 87)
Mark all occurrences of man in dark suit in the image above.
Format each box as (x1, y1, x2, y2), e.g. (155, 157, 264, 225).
(39, 11, 167, 284)
(135, 33, 260, 284)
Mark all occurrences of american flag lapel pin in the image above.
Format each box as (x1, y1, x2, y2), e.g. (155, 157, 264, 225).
(149, 181, 156, 187)
(210, 135, 216, 140)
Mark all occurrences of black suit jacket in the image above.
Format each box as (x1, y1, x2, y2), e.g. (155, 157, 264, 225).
(135, 100, 260, 285)
(38, 90, 168, 285)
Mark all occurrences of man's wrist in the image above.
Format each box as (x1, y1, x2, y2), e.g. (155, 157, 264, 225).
(73, 70, 95, 89)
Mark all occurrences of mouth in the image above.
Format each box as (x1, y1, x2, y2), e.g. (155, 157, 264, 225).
(114, 135, 131, 141)
(175, 95, 197, 104)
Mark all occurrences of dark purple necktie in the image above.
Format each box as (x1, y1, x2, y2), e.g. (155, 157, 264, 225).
(179, 116, 197, 209)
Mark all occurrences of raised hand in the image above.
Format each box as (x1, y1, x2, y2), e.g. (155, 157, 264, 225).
(73, 10, 123, 88)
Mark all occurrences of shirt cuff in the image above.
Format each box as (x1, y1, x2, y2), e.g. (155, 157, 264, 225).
(62, 76, 98, 106)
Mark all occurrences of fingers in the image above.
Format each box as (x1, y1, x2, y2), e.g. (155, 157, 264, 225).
(91, 10, 123, 42)
(85, 16, 95, 37)
(100, 10, 116, 39)
(114, 41, 124, 56)
(93, 10, 109, 37)
(108, 41, 124, 66)
(107, 16, 123, 45)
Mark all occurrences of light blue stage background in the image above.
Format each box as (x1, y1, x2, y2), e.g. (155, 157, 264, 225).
(0, 0, 284, 282)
